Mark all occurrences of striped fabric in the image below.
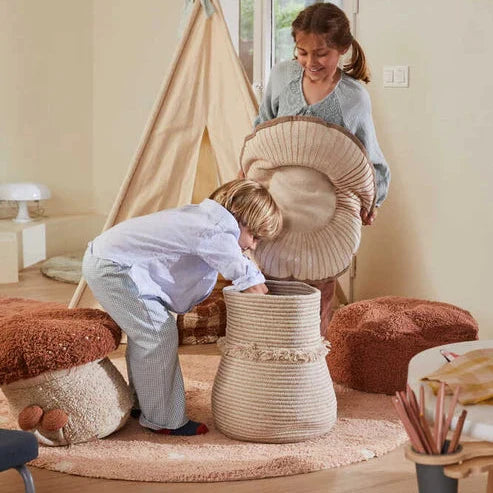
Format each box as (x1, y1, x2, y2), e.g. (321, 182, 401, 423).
(422, 348, 493, 405)
(241, 116, 375, 281)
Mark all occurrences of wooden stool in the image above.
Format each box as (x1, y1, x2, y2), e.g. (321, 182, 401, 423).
(405, 441, 493, 493)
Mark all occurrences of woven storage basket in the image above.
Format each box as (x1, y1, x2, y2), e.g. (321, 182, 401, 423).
(211, 280, 337, 443)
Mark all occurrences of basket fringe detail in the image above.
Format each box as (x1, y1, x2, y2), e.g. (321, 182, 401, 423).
(217, 337, 330, 362)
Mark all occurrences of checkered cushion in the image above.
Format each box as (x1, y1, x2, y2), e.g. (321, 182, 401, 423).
(177, 279, 230, 345)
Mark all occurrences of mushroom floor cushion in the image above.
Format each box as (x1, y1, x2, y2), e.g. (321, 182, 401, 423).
(326, 296, 479, 394)
(241, 116, 376, 282)
(0, 301, 133, 446)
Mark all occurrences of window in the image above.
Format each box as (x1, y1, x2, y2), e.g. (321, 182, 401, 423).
(224, 0, 344, 99)
(273, 0, 325, 66)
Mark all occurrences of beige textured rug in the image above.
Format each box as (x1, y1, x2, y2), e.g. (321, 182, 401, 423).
(1, 352, 408, 482)
(40, 251, 83, 284)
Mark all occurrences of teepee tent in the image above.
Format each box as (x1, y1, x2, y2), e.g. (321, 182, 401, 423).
(70, 0, 258, 308)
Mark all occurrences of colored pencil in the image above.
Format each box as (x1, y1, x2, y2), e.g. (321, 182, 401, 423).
(434, 382, 446, 451)
(407, 384, 421, 418)
(419, 412, 439, 455)
(441, 385, 461, 448)
(399, 390, 432, 454)
(392, 396, 426, 453)
(419, 385, 425, 415)
(393, 384, 465, 456)
(448, 409, 467, 453)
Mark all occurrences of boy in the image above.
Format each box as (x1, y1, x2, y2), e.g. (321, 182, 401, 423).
(82, 179, 282, 435)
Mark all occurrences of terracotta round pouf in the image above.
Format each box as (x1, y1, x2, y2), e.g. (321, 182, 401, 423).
(326, 296, 478, 394)
(212, 280, 337, 443)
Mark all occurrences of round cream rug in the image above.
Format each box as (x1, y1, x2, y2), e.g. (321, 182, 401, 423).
(40, 251, 84, 284)
(0, 352, 407, 482)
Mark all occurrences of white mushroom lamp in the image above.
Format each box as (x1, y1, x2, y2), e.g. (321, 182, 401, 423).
(0, 182, 51, 223)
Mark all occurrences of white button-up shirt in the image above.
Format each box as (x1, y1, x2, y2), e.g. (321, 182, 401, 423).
(89, 199, 265, 313)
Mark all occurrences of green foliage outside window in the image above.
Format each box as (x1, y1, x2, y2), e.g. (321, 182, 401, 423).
(239, 0, 332, 80)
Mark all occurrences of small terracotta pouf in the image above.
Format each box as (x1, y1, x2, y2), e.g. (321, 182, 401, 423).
(326, 296, 478, 394)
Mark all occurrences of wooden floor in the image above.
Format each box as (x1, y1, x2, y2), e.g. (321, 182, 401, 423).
(0, 266, 485, 493)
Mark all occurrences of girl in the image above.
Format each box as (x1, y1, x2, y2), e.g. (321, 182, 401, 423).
(254, 2, 390, 335)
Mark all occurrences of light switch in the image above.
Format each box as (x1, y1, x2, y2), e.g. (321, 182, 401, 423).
(383, 65, 409, 88)
(383, 67, 394, 84)
(394, 66, 408, 85)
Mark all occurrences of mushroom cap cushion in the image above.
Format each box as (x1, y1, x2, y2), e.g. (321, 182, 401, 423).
(0, 305, 132, 446)
(241, 116, 376, 282)
(0, 308, 121, 386)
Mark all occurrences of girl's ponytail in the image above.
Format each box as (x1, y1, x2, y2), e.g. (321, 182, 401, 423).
(343, 38, 371, 84)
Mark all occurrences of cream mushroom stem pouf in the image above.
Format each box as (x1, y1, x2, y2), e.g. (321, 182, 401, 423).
(0, 307, 133, 446)
(241, 116, 376, 281)
(211, 280, 337, 443)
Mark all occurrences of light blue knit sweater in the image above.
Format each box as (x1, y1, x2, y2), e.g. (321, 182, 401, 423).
(255, 60, 390, 206)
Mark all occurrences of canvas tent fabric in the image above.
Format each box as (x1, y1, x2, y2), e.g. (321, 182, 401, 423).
(70, 0, 258, 308)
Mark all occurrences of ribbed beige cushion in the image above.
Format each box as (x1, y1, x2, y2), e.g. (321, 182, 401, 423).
(241, 116, 375, 281)
(211, 280, 337, 443)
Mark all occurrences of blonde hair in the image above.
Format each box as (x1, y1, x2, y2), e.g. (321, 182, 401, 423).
(291, 2, 371, 83)
(209, 179, 283, 240)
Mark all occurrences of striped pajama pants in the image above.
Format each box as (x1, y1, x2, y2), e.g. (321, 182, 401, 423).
(82, 248, 188, 430)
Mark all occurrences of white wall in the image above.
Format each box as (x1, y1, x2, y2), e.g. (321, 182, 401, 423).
(0, 0, 183, 216)
(92, 0, 184, 214)
(0, 0, 93, 215)
(3, 0, 492, 338)
(355, 0, 493, 338)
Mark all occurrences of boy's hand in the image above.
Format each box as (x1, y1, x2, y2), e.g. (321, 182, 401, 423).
(243, 283, 268, 294)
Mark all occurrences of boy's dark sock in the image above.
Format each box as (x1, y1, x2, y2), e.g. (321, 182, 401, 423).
(149, 420, 209, 436)
(130, 408, 142, 419)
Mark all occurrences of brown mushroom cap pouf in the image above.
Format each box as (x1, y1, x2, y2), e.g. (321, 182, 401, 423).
(0, 307, 133, 446)
(326, 296, 479, 394)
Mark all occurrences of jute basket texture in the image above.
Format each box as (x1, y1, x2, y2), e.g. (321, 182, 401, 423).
(241, 116, 376, 281)
(211, 280, 337, 443)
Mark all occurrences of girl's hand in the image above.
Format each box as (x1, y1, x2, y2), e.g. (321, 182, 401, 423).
(243, 283, 268, 294)
(360, 206, 378, 226)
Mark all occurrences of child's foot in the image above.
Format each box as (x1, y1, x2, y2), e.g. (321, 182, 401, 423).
(130, 408, 141, 419)
(149, 420, 209, 436)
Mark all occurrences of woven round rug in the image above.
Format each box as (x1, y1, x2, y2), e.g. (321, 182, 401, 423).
(0, 352, 407, 482)
(40, 251, 84, 284)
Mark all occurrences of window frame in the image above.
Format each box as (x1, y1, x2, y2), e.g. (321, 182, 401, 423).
(222, 0, 352, 100)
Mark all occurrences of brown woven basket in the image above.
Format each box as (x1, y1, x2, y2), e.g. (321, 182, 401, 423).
(211, 280, 337, 443)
